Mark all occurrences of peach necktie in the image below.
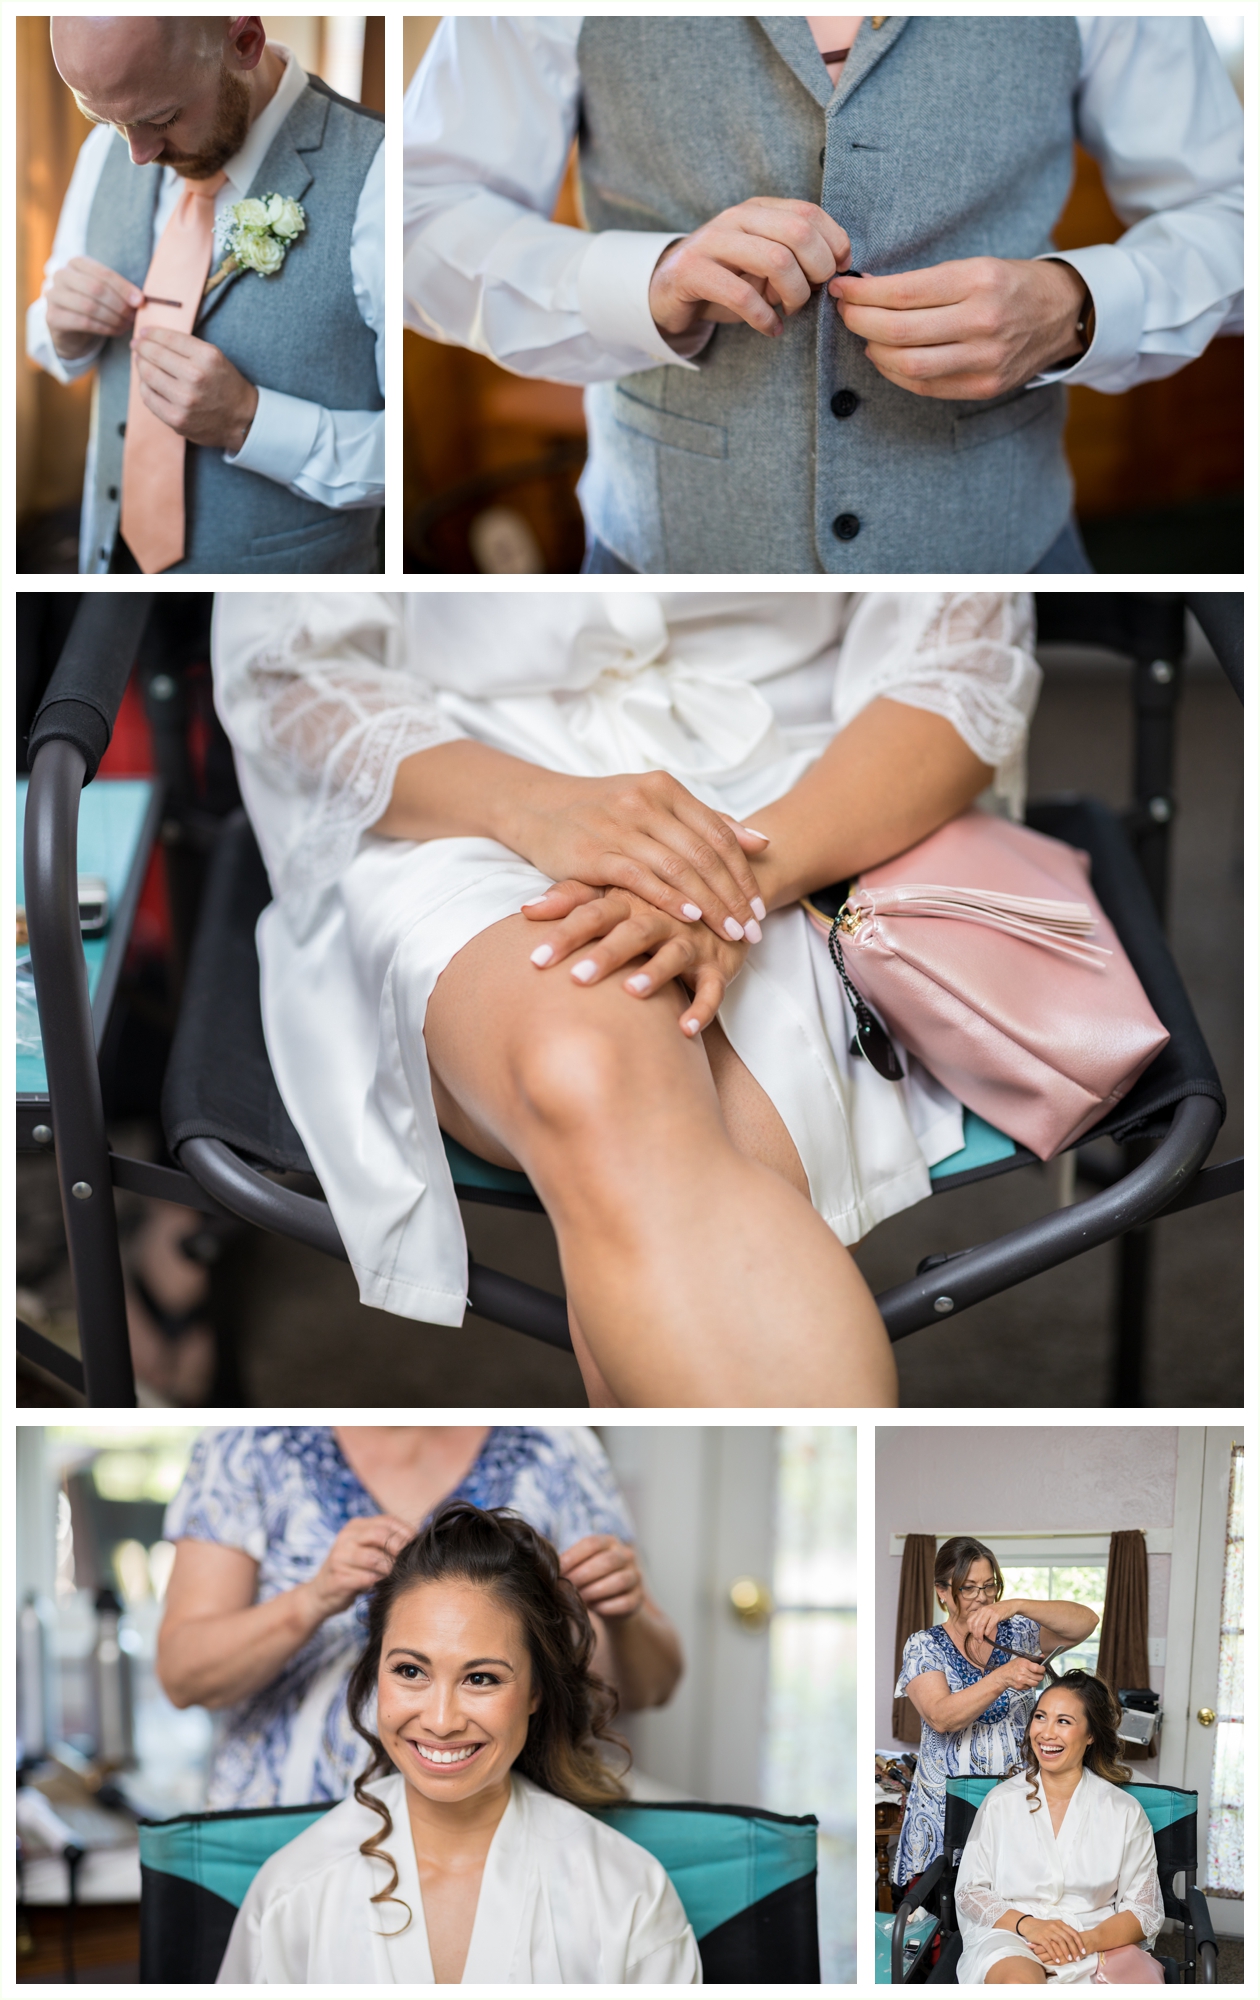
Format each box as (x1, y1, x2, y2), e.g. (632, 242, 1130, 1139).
(120, 171, 226, 574)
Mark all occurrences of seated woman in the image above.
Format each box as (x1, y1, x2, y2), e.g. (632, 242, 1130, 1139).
(157, 1426, 681, 1807)
(218, 1501, 701, 1984)
(893, 1538, 1099, 1886)
(213, 592, 1043, 1407)
(955, 1669, 1165, 1984)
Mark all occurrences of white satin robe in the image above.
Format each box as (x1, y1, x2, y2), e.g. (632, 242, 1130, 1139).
(955, 1769, 1165, 1984)
(217, 1770, 701, 1984)
(211, 592, 1040, 1325)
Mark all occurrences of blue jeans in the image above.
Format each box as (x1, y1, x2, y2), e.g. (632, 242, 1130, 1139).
(580, 516, 1094, 575)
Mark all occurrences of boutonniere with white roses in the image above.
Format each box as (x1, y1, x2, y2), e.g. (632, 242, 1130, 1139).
(205, 194, 307, 294)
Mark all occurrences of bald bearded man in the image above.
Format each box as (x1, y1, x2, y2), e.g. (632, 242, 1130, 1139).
(27, 17, 383, 574)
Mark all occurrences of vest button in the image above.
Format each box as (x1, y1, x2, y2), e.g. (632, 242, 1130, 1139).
(832, 513, 861, 542)
(108, 486, 118, 501)
(830, 389, 860, 420)
(117, 422, 126, 437)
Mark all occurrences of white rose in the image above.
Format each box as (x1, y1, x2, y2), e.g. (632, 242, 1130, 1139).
(235, 232, 285, 276)
(232, 197, 271, 233)
(265, 194, 306, 240)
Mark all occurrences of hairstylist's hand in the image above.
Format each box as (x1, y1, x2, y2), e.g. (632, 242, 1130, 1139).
(1000, 1657, 1046, 1695)
(559, 1535, 646, 1622)
(523, 881, 747, 1036)
(1021, 1917, 1089, 1966)
(651, 198, 852, 340)
(829, 256, 1087, 398)
(305, 1515, 413, 1619)
(513, 774, 768, 946)
(965, 1599, 1008, 1648)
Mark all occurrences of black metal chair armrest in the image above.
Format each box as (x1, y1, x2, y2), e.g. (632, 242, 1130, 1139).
(891, 1855, 945, 1983)
(24, 740, 135, 1405)
(27, 593, 154, 781)
(177, 1137, 573, 1351)
(1184, 1885, 1218, 1982)
(1185, 593, 1243, 702)
(877, 1094, 1220, 1339)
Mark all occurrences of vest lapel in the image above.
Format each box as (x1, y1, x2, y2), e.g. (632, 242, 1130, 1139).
(832, 15, 910, 111)
(755, 17, 834, 110)
(196, 85, 322, 329)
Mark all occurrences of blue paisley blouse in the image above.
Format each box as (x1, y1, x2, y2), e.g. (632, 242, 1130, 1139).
(164, 1426, 632, 1809)
(892, 1615, 1042, 1882)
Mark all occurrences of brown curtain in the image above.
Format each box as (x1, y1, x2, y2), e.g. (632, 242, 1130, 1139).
(1096, 1529, 1152, 1759)
(892, 1534, 937, 1742)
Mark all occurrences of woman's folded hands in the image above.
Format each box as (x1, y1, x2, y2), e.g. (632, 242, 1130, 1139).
(522, 880, 748, 1037)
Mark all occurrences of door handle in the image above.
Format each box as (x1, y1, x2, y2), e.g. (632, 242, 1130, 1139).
(728, 1577, 773, 1632)
(1197, 1707, 1217, 1727)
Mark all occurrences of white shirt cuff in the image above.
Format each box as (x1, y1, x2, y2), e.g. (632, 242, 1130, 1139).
(225, 384, 323, 485)
(1028, 245, 1147, 390)
(576, 228, 707, 370)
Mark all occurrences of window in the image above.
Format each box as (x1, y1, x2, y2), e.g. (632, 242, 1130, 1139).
(1205, 1443, 1243, 1897)
(761, 1427, 856, 1984)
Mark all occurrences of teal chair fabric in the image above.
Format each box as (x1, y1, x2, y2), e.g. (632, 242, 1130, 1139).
(139, 1796, 819, 1984)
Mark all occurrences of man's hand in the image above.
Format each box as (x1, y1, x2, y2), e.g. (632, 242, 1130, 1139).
(132, 326, 259, 451)
(522, 880, 748, 1036)
(829, 256, 1088, 399)
(651, 197, 851, 341)
(45, 256, 144, 360)
(560, 1535, 646, 1622)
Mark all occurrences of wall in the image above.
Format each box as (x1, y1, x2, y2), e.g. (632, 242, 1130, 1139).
(875, 1427, 1179, 1765)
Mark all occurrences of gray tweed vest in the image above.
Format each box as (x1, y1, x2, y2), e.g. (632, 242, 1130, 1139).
(577, 15, 1081, 573)
(84, 77, 383, 574)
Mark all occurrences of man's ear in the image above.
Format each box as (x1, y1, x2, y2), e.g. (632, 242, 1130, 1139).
(225, 17, 267, 73)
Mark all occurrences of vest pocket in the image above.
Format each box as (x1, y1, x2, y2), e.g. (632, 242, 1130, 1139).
(952, 386, 1058, 454)
(612, 387, 728, 460)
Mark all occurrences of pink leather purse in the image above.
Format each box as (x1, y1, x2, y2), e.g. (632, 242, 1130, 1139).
(1091, 1945, 1165, 1983)
(805, 810, 1169, 1161)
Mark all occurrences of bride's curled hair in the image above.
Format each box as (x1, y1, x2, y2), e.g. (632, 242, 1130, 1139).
(1017, 1666, 1133, 1812)
(347, 1500, 628, 1925)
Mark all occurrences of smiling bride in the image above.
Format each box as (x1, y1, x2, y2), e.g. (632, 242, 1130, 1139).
(955, 1670, 1165, 1985)
(217, 1501, 700, 1983)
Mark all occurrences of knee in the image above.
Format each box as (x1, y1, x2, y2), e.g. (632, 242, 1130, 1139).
(509, 1015, 638, 1144)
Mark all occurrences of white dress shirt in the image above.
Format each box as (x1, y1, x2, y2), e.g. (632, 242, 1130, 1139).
(27, 44, 384, 562)
(403, 15, 1243, 394)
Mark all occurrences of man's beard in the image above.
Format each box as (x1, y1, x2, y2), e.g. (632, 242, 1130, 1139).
(157, 66, 251, 178)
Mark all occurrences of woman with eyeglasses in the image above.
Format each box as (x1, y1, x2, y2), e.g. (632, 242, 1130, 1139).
(892, 1537, 1099, 1888)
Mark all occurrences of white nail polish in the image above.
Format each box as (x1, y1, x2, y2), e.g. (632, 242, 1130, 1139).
(744, 918, 763, 944)
(682, 1017, 701, 1036)
(724, 917, 745, 941)
(751, 896, 767, 921)
(523, 894, 550, 906)
(572, 958, 598, 983)
(742, 828, 771, 842)
(529, 944, 553, 966)
(681, 903, 703, 921)
(626, 973, 651, 994)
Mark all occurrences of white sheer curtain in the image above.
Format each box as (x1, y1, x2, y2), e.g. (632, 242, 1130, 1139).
(1205, 1443, 1243, 1896)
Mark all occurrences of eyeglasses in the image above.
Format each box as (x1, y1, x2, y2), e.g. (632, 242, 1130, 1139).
(956, 1581, 1000, 1600)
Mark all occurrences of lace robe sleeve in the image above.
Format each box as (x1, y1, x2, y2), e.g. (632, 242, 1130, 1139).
(1115, 1804, 1165, 1945)
(833, 593, 1042, 820)
(954, 1793, 1019, 1933)
(211, 592, 464, 917)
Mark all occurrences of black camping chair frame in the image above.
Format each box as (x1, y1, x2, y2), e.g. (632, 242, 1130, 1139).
(889, 1781, 1219, 1984)
(17, 592, 1242, 1407)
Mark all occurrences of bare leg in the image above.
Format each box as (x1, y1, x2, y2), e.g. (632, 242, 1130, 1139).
(425, 914, 897, 1408)
(986, 1959, 1048, 1984)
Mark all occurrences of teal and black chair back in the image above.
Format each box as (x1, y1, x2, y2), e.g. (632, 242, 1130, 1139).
(139, 1797, 820, 1984)
(890, 1776, 1218, 1985)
